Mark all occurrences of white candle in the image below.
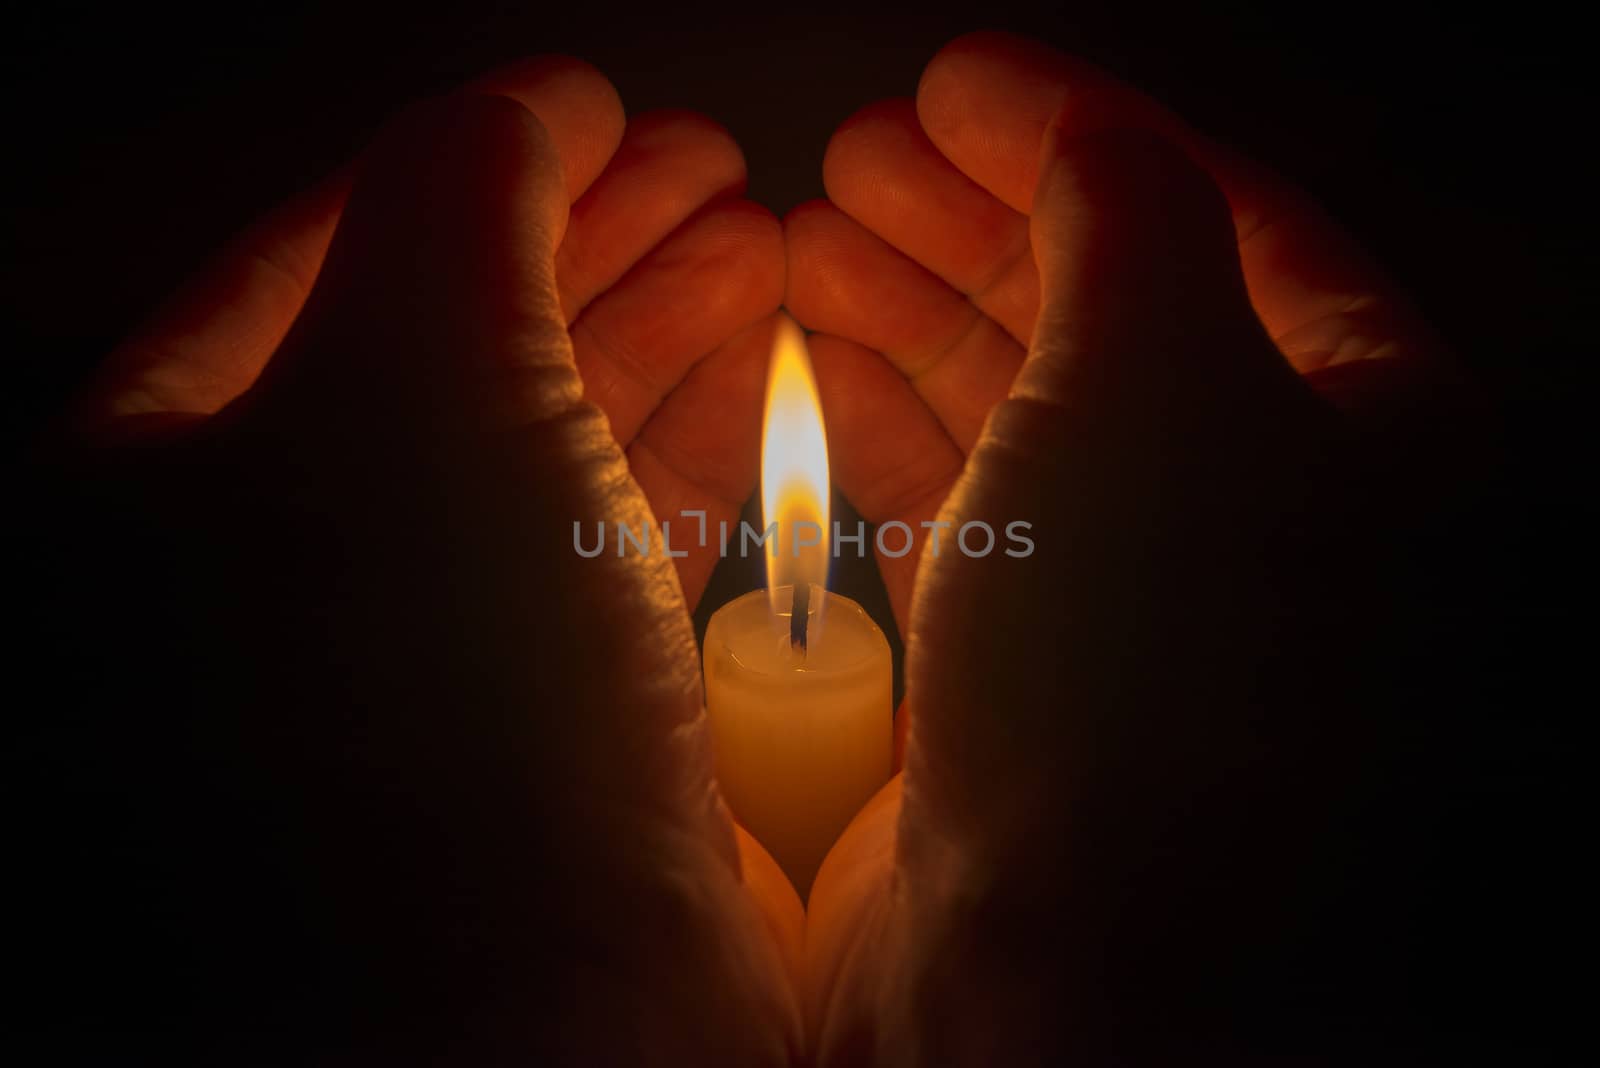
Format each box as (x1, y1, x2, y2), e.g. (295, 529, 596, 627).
(703, 316, 893, 896)
(705, 584, 892, 896)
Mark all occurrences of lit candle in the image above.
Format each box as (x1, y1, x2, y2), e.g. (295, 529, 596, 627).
(703, 317, 892, 897)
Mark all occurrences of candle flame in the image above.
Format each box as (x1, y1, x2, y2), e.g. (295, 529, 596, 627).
(761, 315, 829, 630)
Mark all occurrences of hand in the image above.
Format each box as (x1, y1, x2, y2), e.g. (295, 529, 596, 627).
(786, 32, 1469, 1063)
(22, 59, 801, 1064)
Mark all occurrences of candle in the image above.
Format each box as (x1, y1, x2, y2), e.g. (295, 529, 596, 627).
(703, 318, 893, 897)
(705, 585, 892, 897)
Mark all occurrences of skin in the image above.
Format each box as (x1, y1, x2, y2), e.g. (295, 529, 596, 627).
(788, 31, 1474, 1067)
(16, 32, 1488, 1067)
(27, 58, 800, 1064)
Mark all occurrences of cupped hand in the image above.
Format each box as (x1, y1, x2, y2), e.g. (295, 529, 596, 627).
(34, 59, 801, 1064)
(786, 33, 1448, 633)
(788, 32, 1464, 1064)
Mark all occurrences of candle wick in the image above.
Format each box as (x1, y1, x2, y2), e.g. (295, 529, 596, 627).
(790, 582, 810, 653)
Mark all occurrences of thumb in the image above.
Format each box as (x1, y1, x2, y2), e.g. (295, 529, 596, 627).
(231, 91, 717, 822)
(246, 91, 575, 429)
(1017, 117, 1287, 409)
(904, 118, 1330, 850)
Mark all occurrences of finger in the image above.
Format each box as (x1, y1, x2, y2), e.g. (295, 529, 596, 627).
(74, 172, 350, 438)
(803, 774, 901, 1048)
(809, 333, 965, 632)
(76, 56, 626, 438)
(822, 98, 1038, 345)
(627, 314, 774, 611)
(571, 199, 783, 445)
(1018, 123, 1280, 404)
(915, 32, 1117, 214)
(468, 54, 626, 202)
(916, 31, 1441, 370)
(555, 109, 747, 323)
(784, 200, 1024, 453)
(734, 823, 806, 998)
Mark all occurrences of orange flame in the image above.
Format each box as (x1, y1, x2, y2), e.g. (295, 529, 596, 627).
(760, 316, 830, 631)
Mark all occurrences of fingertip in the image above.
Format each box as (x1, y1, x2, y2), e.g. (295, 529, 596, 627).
(915, 30, 1070, 129)
(915, 31, 1066, 154)
(781, 198, 846, 320)
(626, 108, 748, 189)
(924, 28, 1071, 63)
(733, 822, 806, 994)
(77, 171, 353, 434)
(805, 774, 902, 1032)
(711, 198, 786, 318)
(915, 32, 1122, 212)
(781, 196, 838, 235)
(470, 54, 626, 201)
(821, 97, 919, 201)
(917, 30, 1111, 102)
(777, 197, 838, 243)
